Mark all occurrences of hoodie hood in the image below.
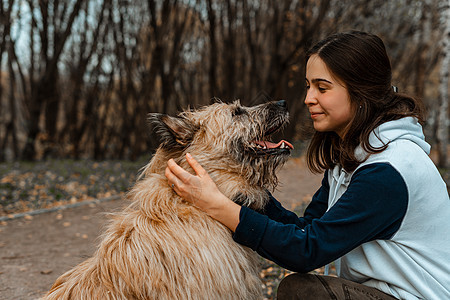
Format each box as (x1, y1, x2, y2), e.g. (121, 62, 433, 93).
(354, 117, 430, 162)
(368, 117, 430, 154)
(329, 117, 431, 211)
(328, 117, 431, 210)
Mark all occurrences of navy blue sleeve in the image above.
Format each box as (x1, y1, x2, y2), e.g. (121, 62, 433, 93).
(232, 163, 408, 273)
(262, 171, 329, 228)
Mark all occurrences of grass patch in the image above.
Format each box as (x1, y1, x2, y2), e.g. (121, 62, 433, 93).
(0, 156, 151, 216)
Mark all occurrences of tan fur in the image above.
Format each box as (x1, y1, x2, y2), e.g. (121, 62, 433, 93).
(44, 100, 291, 299)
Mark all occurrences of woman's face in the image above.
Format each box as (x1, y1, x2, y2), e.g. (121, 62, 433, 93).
(305, 55, 354, 138)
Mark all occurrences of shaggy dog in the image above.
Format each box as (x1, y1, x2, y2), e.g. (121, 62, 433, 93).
(44, 100, 293, 299)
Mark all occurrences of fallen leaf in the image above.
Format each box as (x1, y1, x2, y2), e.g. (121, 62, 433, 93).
(40, 269, 53, 275)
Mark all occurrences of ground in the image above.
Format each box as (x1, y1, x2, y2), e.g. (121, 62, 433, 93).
(0, 157, 323, 300)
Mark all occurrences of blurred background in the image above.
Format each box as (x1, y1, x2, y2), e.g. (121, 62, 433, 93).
(0, 0, 449, 167)
(0, 3, 448, 296)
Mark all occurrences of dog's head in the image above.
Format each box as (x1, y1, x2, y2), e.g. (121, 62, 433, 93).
(149, 100, 293, 205)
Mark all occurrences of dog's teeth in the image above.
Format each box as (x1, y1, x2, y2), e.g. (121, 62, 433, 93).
(254, 142, 268, 150)
(281, 142, 285, 148)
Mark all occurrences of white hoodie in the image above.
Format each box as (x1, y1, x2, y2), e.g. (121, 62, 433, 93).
(331, 117, 450, 299)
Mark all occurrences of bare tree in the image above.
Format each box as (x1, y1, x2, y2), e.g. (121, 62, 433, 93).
(437, 0, 450, 168)
(0, 0, 15, 161)
(58, 0, 111, 158)
(21, 0, 85, 160)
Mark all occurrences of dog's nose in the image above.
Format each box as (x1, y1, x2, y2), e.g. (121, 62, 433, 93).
(276, 100, 287, 108)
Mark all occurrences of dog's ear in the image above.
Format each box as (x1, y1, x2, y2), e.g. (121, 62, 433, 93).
(148, 113, 196, 148)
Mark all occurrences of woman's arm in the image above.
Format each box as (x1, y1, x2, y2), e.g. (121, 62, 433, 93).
(234, 163, 409, 272)
(263, 173, 329, 227)
(165, 153, 241, 231)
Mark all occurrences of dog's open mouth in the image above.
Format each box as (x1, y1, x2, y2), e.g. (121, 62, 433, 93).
(254, 140, 293, 150)
(251, 139, 293, 155)
(249, 123, 294, 155)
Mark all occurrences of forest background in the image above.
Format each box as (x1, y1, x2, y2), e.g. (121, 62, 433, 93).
(0, 0, 449, 168)
(0, 2, 448, 298)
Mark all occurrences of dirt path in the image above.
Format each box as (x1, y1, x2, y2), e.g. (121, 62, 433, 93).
(0, 158, 322, 300)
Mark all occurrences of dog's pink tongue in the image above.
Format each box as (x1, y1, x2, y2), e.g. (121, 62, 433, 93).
(255, 140, 294, 149)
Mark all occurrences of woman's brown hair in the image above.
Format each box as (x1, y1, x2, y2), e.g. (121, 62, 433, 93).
(305, 31, 425, 173)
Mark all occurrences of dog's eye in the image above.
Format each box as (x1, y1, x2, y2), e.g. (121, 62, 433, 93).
(232, 107, 246, 117)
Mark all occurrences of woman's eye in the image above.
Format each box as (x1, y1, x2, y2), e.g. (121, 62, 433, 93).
(318, 86, 326, 92)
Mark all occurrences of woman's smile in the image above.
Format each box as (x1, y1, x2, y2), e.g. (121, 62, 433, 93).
(309, 110, 324, 119)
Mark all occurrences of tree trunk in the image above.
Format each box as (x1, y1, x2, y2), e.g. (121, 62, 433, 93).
(207, 0, 218, 100)
(437, 0, 450, 168)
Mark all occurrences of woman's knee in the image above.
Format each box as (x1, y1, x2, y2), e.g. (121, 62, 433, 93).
(277, 273, 327, 299)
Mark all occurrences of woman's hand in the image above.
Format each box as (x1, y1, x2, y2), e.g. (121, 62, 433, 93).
(165, 153, 241, 231)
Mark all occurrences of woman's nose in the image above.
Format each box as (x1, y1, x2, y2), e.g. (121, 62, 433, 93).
(304, 90, 316, 106)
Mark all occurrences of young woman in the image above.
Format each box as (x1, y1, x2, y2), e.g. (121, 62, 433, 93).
(165, 31, 450, 300)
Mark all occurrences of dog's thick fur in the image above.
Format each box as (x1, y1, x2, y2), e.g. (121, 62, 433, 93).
(44, 100, 292, 299)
